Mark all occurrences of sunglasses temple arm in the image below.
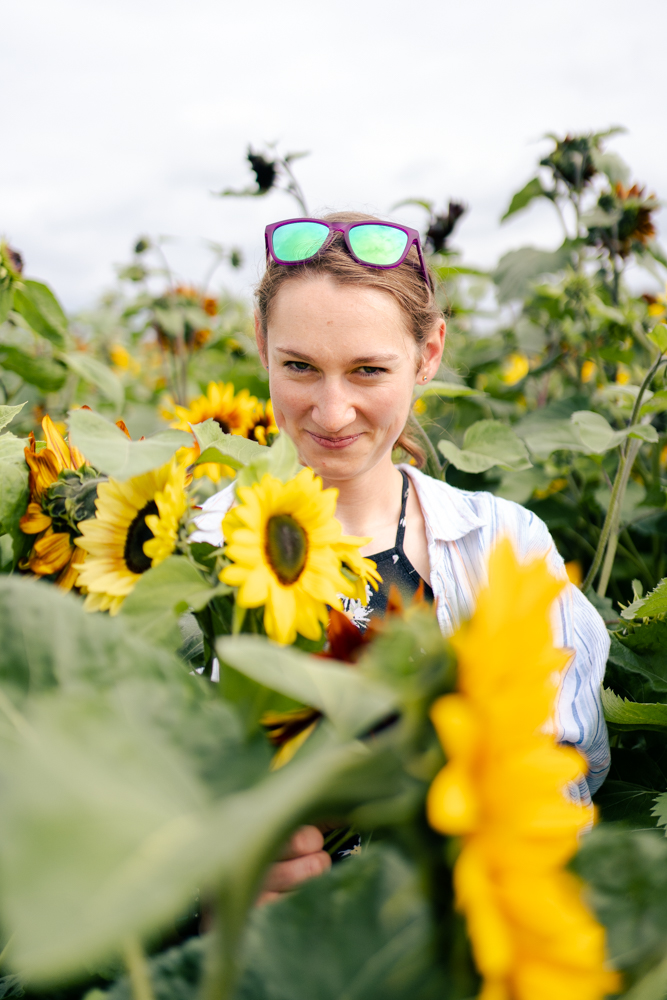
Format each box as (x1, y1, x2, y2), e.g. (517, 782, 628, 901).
(414, 240, 430, 288)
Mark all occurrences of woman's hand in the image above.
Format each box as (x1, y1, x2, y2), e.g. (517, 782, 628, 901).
(257, 825, 331, 906)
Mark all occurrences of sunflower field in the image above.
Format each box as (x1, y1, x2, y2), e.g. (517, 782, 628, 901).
(1, 131, 667, 1000)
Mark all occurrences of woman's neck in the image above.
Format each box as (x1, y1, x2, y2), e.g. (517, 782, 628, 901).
(322, 456, 404, 553)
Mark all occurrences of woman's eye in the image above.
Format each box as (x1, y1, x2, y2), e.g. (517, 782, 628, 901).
(356, 366, 383, 376)
(286, 361, 313, 372)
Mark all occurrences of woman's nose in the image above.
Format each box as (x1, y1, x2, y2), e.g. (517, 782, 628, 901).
(311, 384, 356, 433)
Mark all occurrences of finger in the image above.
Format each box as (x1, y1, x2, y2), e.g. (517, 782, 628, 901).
(263, 850, 331, 893)
(256, 890, 282, 907)
(278, 824, 324, 861)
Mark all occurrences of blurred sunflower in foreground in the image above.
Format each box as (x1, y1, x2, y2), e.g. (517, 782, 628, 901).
(75, 458, 189, 615)
(427, 539, 618, 1000)
(163, 381, 278, 482)
(19, 416, 102, 590)
(220, 469, 379, 645)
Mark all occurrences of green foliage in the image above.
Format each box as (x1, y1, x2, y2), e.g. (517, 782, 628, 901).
(67, 409, 190, 479)
(438, 419, 532, 473)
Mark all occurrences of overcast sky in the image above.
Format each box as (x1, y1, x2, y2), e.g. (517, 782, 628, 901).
(3, 0, 667, 310)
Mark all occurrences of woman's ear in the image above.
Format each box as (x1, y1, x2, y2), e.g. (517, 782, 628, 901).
(254, 313, 269, 370)
(418, 318, 446, 383)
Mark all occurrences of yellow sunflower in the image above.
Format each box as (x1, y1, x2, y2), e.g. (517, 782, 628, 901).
(247, 398, 279, 446)
(19, 415, 87, 589)
(220, 469, 374, 645)
(333, 537, 382, 604)
(426, 539, 618, 1000)
(163, 381, 261, 481)
(75, 458, 188, 615)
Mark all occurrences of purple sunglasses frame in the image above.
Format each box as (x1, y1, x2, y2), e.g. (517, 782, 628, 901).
(264, 217, 430, 286)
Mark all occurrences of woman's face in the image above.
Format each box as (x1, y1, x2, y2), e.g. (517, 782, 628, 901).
(257, 276, 444, 484)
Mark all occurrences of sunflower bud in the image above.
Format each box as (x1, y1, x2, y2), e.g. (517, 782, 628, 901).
(43, 467, 106, 533)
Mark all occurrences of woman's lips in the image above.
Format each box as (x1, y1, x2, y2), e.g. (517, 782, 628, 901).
(306, 431, 362, 450)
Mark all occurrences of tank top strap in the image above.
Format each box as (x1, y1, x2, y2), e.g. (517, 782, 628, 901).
(394, 469, 410, 551)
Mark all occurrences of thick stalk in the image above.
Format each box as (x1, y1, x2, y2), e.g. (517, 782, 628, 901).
(123, 937, 155, 1000)
(202, 887, 247, 1000)
(581, 450, 628, 593)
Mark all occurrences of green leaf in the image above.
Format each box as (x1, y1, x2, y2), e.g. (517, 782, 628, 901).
(594, 780, 662, 829)
(61, 352, 124, 411)
(261, 430, 300, 483)
(0, 575, 188, 699)
(0, 722, 396, 983)
(0, 284, 14, 326)
(590, 149, 631, 186)
(648, 324, 667, 354)
(0, 401, 26, 432)
(0, 460, 29, 537)
(623, 953, 667, 1000)
(602, 687, 667, 731)
(500, 177, 548, 222)
(68, 408, 191, 480)
(235, 846, 444, 1000)
(217, 636, 398, 740)
(572, 825, 667, 969)
(0, 431, 28, 463)
(12, 280, 68, 348)
(437, 420, 532, 473)
(120, 556, 229, 649)
(570, 410, 625, 453)
(0, 346, 68, 392)
(621, 578, 667, 621)
(191, 419, 266, 470)
(492, 243, 575, 302)
(414, 380, 485, 400)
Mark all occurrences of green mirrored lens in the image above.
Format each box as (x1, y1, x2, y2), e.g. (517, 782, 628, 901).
(272, 222, 329, 262)
(348, 224, 409, 266)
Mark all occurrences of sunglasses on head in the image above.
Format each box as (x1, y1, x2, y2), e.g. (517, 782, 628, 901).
(264, 218, 430, 286)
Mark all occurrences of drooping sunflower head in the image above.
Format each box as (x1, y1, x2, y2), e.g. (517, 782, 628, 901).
(24, 415, 87, 502)
(220, 469, 375, 645)
(75, 458, 189, 615)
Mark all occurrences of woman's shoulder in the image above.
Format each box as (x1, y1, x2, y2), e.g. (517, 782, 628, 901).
(402, 465, 557, 561)
(189, 481, 236, 547)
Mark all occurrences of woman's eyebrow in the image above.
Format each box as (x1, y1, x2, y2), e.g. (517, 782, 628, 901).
(275, 347, 400, 365)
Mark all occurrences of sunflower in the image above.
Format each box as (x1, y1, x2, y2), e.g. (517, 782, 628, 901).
(220, 469, 374, 645)
(163, 381, 262, 482)
(247, 398, 279, 446)
(19, 415, 88, 589)
(75, 458, 188, 615)
(333, 537, 382, 604)
(426, 539, 617, 1000)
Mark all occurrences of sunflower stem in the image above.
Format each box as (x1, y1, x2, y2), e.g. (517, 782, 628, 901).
(123, 937, 155, 1000)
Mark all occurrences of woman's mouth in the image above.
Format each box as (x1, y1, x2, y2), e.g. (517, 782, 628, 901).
(306, 431, 362, 450)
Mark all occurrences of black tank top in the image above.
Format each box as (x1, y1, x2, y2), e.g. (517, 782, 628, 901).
(363, 470, 434, 619)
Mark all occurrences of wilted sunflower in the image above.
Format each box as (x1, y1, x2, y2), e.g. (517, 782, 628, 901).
(19, 415, 90, 589)
(220, 469, 374, 645)
(587, 183, 658, 258)
(427, 539, 618, 1000)
(75, 458, 188, 615)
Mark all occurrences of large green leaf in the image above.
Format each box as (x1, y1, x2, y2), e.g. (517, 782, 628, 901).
(68, 408, 190, 479)
(0, 431, 28, 463)
(0, 717, 397, 983)
(492, 244, 575, 303)
(12, 280, 68, 348)
(120, 556, 229, 649)
(437, 420, 531, 473)
(500, 177, 548, 222)
(62, 352, 124, 411)
(605, 633, 667, 705)
(0, 460, 29, 536)
(414, 380, 485, 400)
(0, 345, 68, 392)
(621, 578, 667, 621)
(235, 846, 445, 1000)
(0, 401, 26, 432)
(0, 575, 187, 698)
(573, 825, 667, 970)
(217, 636, 398, 740)
(192, 419, 266, 470)
(602, 688, 667, 731)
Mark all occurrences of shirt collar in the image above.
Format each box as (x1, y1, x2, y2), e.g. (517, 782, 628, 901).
(399, 465, 486, 542)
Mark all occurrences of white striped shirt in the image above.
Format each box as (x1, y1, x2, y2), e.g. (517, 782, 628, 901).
(192, 465, 610, 800)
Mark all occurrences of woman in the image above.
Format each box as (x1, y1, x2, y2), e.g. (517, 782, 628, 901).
(194, 212, 610, 903)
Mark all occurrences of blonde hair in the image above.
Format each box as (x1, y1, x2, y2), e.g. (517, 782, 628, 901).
(255, 211, 443, 467)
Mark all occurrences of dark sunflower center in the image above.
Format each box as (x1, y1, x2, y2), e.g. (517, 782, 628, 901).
(124, 500, 158, 575)
(265, 514, 308, 585)
(215, 417, 231, 434)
